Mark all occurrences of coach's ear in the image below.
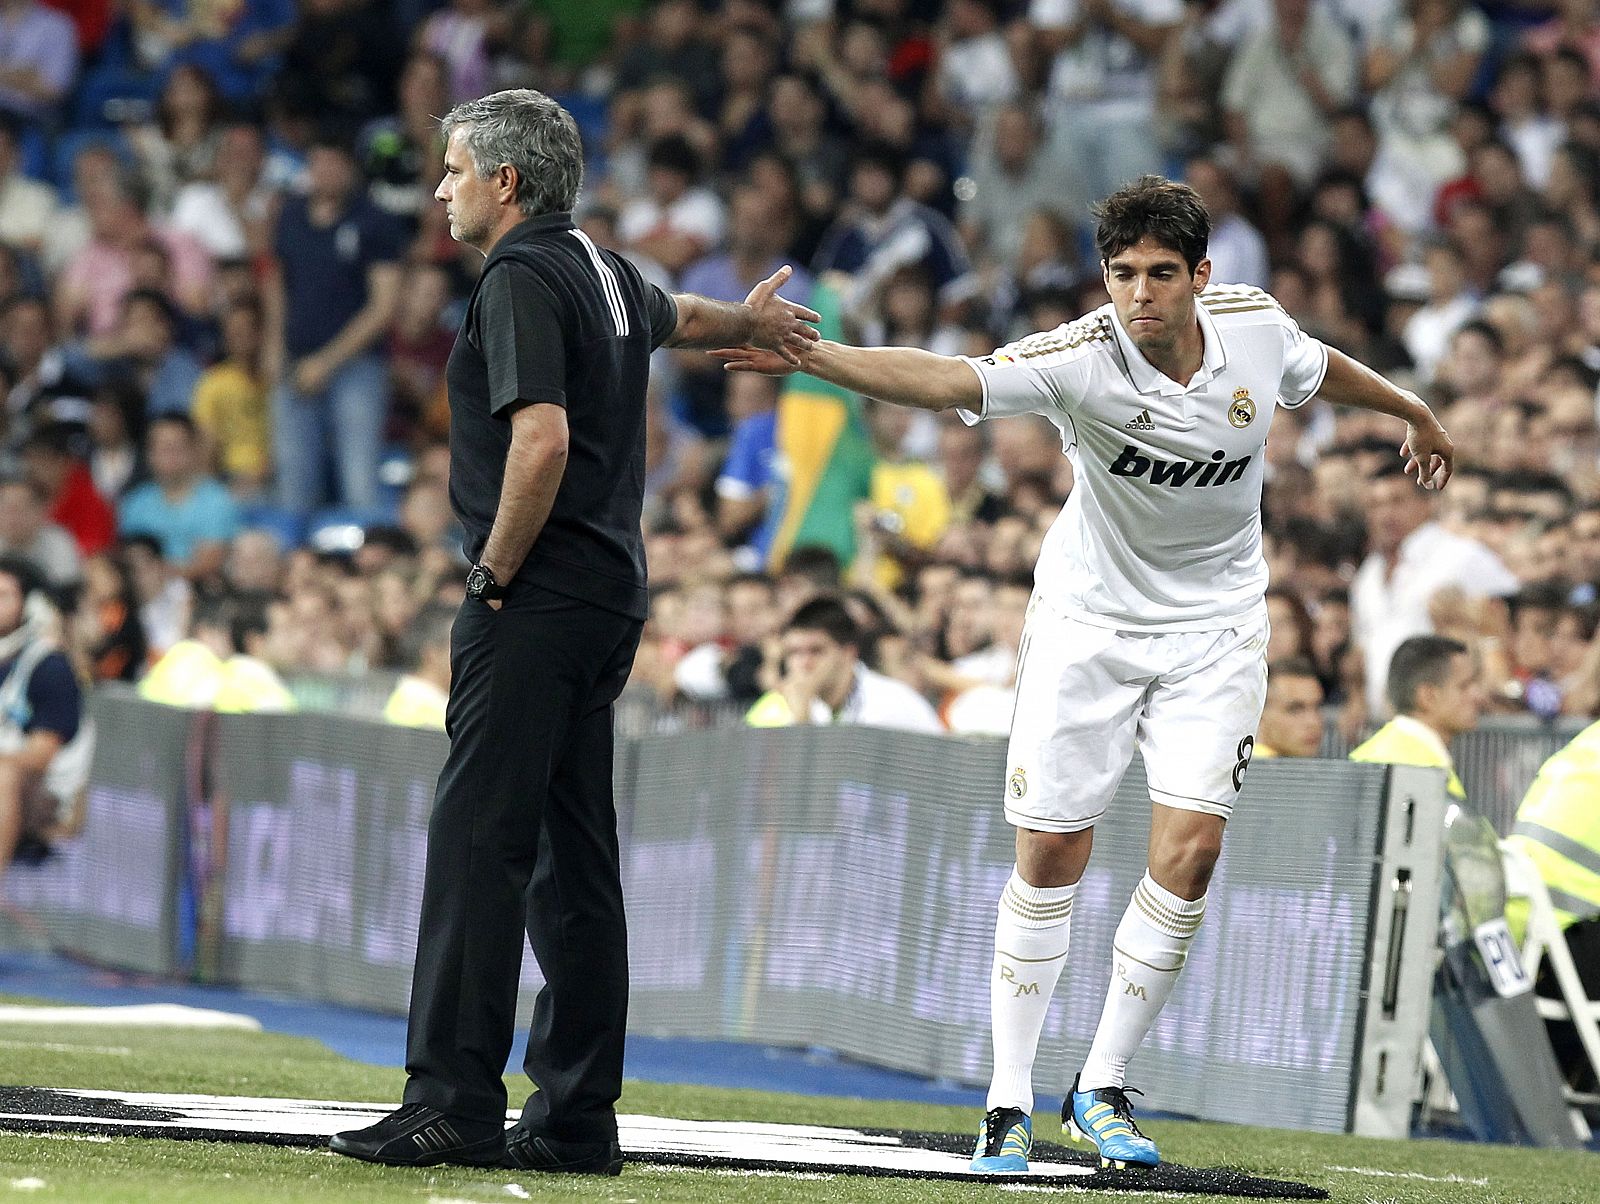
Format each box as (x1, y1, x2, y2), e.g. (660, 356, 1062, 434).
(1192, 257, 1211, 293)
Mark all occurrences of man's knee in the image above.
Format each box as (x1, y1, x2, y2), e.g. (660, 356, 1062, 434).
(1150, 817, 1225, 897)
(1015, 826, 1094, 888)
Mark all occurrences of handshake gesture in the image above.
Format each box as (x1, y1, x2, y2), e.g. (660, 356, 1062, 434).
(720, 265, 820, 376)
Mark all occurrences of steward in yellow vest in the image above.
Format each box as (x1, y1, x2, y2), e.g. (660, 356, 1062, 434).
(1349, 635, 1482, 801)
(1507, 721, 1600, 932)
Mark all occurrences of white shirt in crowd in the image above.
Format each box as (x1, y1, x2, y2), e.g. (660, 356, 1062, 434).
(1350, 519, 1519, 713)
(793, 665, 944, 734)
(618, 190, 726, 261)
(1402, 293, 1479, 382)
(1205, 214, 1271, 289)
(960, 283, 1329, 631)
(1030, 0, 1182, 111)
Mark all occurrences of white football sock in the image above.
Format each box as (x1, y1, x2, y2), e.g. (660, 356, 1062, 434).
(1079, 872, 1205, 1092)
(986, 869, 1075, 1115)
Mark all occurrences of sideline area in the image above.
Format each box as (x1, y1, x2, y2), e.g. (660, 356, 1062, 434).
(0, 947, 980, 1108)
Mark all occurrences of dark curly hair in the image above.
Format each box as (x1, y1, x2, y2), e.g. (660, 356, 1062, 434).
(1093, 175, 1211, 274)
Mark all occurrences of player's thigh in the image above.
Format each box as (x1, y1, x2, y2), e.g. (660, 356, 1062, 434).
(1004, 612, 1146, 833)
(1138, 620, 1268, 820)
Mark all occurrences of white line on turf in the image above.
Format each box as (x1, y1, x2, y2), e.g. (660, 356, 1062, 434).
(1329, 1165, 1491, 1186)
(4, 1131, 113, 1143)
(7, 1179, 45, 1191)
(999, 1187, 1187, 1199)
(0, 1039, 133, 1055)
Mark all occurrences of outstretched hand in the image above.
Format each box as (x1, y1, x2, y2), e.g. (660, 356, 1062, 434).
(1402, 415, 1454, 491)
(709, 345, 802, 376)
(745, 265, 820, 366)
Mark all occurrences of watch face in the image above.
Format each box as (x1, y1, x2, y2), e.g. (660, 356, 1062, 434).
(467, 565, 486, 596)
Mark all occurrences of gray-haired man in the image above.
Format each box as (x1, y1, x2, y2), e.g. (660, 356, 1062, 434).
(330, 90, 817, 1175)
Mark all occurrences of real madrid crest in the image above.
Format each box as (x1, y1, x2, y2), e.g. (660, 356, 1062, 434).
(1008, 767, 1027, 799)
(1228, 387, 1256, 429)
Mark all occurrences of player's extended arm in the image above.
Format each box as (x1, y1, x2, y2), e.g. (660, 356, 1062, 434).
(712, 340, 983, 413)
(1317, 347, 1454, 490)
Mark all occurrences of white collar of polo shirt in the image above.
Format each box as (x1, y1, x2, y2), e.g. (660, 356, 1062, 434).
(1110, 294, 1228, 398)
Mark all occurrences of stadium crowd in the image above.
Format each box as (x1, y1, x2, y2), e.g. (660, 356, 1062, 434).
(4, 0, 1600, 746)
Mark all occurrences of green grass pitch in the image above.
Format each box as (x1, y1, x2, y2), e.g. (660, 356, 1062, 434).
(0, 1009, 1592, 1203)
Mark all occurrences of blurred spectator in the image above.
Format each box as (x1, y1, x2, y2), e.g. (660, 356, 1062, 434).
(383, 601, 453, 728)
(192, 296, 270, 494)
(932, 0, 1022, 125)
(939, 419, 1006, 525)
(86, 384, 142, 501)
(0, 116, 57, 254)
(813, 142, 970, 307)
(126, 0, 295, 99)
(139, 591, 295, 712)
(1222, 0, 1357, 246)
(1, 296, 99, 441)
(1255, 655, 1325, 757)
(418, 0, 499, 105)
(274, 0, 402, 129)
(1185, 156, 1269, 287)
(1030, 0, 1178, 213)
(619, 135, 727, 280)
(746, 594, 941, 731)
(20, 424, 115, 556)
(1525, 0, 1600, 87)
(1364, 0, 1489, 233)
(224, 528, 283, 594)
(959, 103, 1073, 271)
(857, 398, 952, 590)
(360, 52, 448, 225)
(1401, 239, 1478, 380)
(0, 557, 83, 877)
(73, 552, 146, 681)
(714, 372, 781, 563)
(53, 172, 214, 336)
(1351, 633, 1483, 798)
(128, 65, 225, 212)
(118, 413, 242, 580)
(387, 263, 455, 444)
(0, 478, 80, 588)
(0, 0, 80, 123)
(169, 124, 276, 260)
(71, 288, 203, 417)
(266, 135, 403, 515)
(1351, 461, 1518, 715)
(614, 0, 719, 112)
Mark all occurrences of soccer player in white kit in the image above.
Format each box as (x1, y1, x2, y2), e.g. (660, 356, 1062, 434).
(714, 177, 1454, 1172)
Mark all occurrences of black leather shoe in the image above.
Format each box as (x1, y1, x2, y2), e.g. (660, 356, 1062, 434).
(503, 1124, 623, 1175)
(330, 1103, 506, 1167)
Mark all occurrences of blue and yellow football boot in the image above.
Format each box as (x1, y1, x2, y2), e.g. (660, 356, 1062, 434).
(1064, 1075, 1159, 1168)
(969, 1106, 1032, 1172)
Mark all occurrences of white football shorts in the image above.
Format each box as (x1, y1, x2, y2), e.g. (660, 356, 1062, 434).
(1001, 598, 1269, 831)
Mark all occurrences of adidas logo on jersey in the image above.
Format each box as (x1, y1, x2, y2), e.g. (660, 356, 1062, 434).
(1109, 444, 1252, 488)
(1124, 409, 1155, 431)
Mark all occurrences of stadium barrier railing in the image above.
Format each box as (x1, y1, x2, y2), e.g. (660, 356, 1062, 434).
(3, 691, 1460, 1136)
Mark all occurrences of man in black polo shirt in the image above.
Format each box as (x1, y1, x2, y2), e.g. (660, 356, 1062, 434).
(331, 89, 817, 1176)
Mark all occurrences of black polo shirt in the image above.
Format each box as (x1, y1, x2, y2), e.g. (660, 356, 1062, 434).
(446, 212, 678, 620)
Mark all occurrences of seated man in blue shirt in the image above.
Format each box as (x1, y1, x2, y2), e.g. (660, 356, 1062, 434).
(0, 557, 82, 879)
(118, 413, 242, 583)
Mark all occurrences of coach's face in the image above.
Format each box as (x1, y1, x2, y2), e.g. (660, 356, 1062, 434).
(437, 127, 507, 251)
(1103, 235, 1210, 360)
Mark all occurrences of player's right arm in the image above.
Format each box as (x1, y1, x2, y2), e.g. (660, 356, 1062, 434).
(714, 339, 982, 412)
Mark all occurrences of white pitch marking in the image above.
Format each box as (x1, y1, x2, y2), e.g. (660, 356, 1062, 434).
(0, 1004, 260, 1031)
(1000, 1188, 1187, 1199)
(503, 1187, 531, 1199)
(0, 1039, 133, 1056)
(7, 1178, 46, 1190)
(5, 1131, 113, 1143)
(1328, 1165, 1490, 1186)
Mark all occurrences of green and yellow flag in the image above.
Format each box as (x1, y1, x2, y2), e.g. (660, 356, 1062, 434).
(766, 281, 875, 570)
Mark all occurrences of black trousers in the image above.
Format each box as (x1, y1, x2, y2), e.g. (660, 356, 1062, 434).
(403, 586, 642, 1142)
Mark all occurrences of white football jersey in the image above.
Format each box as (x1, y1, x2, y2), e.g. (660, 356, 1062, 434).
(960, 284, 1328, 631)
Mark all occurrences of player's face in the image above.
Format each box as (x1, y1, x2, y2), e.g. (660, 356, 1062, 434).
(436, 127, 497, 249)
(1102, 236, 1210, 358)
(1258, 675, 1324, 758)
